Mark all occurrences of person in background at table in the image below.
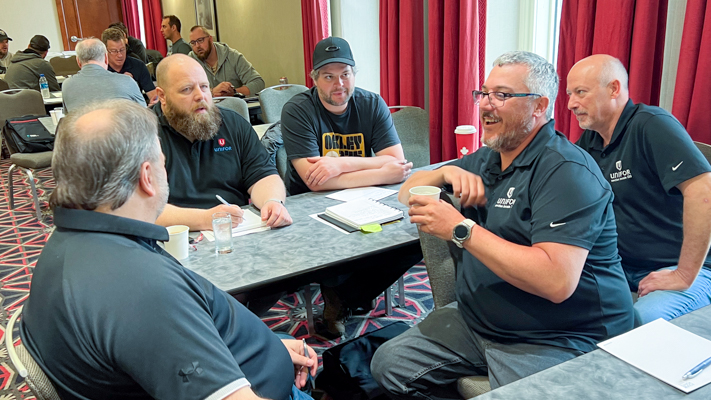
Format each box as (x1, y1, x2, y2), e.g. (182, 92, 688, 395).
(152, 54, 291, 232)
(21, 99, 316, 400)
(161, 15, 192, 55)
(62, 38, 145, 113)
(188, 25, 264, 97)
(4, 35, 59, 92)
(568, 54, 711, 325)
(0, 29, 13, 74)
(281, 36, 416, 336)
(108, 21, 148, 63)
(102, 28, 157, 106)
(371, 51, 634, 398)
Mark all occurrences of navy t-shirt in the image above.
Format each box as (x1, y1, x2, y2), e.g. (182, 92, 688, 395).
(450, 121, 634, 352)
(21, 208, 294, 400)
(281, 86, 401, 195)
(576, 100, 711, 275)
(108, 56, 155, 94)
(153, 104, 278, 208)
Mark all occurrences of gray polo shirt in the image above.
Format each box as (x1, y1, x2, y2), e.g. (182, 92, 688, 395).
(62, 63, 146, 113)
(450, 121, 634, 353)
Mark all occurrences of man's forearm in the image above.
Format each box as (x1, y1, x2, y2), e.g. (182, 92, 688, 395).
(249, 175, 286, 208)
(676, 174, 711, 284)
(338, 155, 399, 174)
(398, 169, 447, 204)
(156, 204, 209, 231)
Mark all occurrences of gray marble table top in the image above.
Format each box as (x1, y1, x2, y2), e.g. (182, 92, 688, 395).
(180, 162, 446, 294)
(476, 305, 711, 399)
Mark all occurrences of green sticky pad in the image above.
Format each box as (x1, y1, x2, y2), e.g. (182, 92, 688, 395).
(360, 224, 382, 233)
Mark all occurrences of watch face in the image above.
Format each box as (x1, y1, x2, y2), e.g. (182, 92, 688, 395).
(454, 224, 469, 239)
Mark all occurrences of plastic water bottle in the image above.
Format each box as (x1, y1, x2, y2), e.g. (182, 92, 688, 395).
(39, 74, 50, 99)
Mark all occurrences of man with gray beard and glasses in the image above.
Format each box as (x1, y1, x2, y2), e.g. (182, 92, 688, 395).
(372, 51, 634, 398)
(152, 54, 291, 232)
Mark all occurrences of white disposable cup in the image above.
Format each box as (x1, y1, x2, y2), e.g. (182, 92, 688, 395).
(164, 225, 190, 260)
(212, 212, 233, 254)
(409, 186, 442, 201)
(50, 110, 58, 125)
(455, 125, 477, 158)
(55, 108, 64, 121)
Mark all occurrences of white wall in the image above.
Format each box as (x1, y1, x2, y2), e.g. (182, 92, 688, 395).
(4, 0, 64, 54)
(330, 0, 380, 93)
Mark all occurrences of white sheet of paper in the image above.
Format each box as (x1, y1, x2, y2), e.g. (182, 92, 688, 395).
(309, 213, 351, 234)
(325, 187, 397, 202)
(597, 318, 711, 393)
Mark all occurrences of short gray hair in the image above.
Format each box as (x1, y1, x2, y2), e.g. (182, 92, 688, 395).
(493, 51, 559, 119)
(309, 65, 358, 82)
(50, 99, 162, 211)
(75, 38, 106, 64)
(599, 57, 629, 91)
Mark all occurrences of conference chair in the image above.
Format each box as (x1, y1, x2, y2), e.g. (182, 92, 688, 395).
(6, 306, 61, 400)
(0, 78, 9, 91)
(417, 193, 491, 398)
(49, 55, 80, 76)
(258, 84, 309, 124)
(694, 141, 711, 163)
(389, 106, 430, 168)
(214, 97, 250, 122)
(0, 89, 53, 222)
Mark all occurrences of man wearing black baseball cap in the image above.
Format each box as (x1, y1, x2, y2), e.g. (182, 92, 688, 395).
(281, 36, 418, 336)
(0, 29, 13, 74)
(5, 34, 60, 92)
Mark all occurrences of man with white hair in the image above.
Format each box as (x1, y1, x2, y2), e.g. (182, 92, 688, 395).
(62, 38, 145, 113)
(371, 51, 634, 397)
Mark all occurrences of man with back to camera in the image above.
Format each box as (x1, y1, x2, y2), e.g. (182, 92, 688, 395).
(0, 29, 13, 74)
(20, 99, 317, 400)
(102, 28, 157, 105)
(280, 36, 417, 336)
(61, 38, 145, 113)
(161, 15, 192, 55)
(370, 51, 634, 398)
(188, 25, 265, 97)
(4, 35, 59, 91)
(568, 54, 711, 324)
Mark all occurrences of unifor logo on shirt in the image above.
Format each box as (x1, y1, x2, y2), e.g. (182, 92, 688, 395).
(609, 160, 632, 182)
(214, 138, 232, 152)
(321, 132, 365, 157)
(495, 187, 516, 209)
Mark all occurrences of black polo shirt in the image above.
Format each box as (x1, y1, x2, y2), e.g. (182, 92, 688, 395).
(577, 100, 711, 275)
(450, 120, 634, 352)
(20, 207, 293, 400)
(153, 104, 278, 208)
(108, 56, 155, 94)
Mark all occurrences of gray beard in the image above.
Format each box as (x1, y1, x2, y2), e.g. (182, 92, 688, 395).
(165, 102, 222, 142)
(481, 112, 534, 153)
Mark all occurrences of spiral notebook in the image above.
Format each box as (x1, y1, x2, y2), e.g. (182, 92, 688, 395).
(323, 198, 403, 229)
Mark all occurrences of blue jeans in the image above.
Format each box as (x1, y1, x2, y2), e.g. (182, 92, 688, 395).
(370, 303, 583, 400)
(626, 266, 711, 325)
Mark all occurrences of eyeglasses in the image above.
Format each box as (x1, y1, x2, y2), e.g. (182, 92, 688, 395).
(472, 90, 542, 107)
(107, 48, 126, 55)
(189, 36, 210, 47)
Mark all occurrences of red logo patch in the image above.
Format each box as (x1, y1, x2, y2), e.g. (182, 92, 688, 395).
(218, 138, 226, 147)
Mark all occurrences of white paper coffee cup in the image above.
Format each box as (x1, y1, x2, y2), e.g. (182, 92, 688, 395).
(409, 186, 442, 201)
(164, 225, 190, 260)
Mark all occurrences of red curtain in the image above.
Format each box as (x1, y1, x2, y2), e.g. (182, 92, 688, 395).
(554, 0, 668, 142)
(141, 0, 167, 56)
(672, 0, 711, 144)
(301, 0, 330, 86)
(428, 0, 486, 163)
(379, 1, 425, 108)
(121, 0, 141, 40)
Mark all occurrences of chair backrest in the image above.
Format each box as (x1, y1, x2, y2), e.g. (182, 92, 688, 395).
(389, 106, 430, 168)
(0, 89, 46, 128)
(214, 97, 250, 122)
(49, 55, 80, 76)
(0, 78, 9, 91)
(694, 141, 711, 164)
(258, 84, 309, 123)
(276, 145, 290, 194)
(6, 306, 61, 400)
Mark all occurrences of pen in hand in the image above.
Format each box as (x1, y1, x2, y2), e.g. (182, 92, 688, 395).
(216, 194, 230, 206)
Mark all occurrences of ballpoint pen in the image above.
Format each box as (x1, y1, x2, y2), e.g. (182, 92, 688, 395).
(216, 194, 230, 206)
(682, 355, 711, 380)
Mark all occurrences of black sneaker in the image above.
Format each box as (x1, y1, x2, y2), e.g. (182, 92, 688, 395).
(321, 286, 350, 336)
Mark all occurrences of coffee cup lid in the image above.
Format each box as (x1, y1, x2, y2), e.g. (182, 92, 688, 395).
(455, 125, 477, 134)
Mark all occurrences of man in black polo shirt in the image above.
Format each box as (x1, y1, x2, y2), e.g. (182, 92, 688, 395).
(568, 54, 711, 324)
(101, 28, 157, 105)
(371, 51, 634, 397)
(153, 54, 291, 231)
(20, 99, 316, 400)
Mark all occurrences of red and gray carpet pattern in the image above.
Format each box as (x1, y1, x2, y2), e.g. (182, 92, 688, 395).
(0, 160, 433, 399)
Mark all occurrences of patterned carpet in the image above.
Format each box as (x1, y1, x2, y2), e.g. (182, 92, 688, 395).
(0, 159, 433, 399)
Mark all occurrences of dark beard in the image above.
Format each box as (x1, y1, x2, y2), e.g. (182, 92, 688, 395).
(481, 111, 534, 153)
(165, 101, 222, 142)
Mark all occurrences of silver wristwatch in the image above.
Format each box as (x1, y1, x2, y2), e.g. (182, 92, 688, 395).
(452, 219, 476, 248)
